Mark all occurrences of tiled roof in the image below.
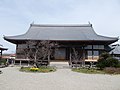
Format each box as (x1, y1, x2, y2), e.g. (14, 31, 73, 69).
(4, 23, 118, 44)
(110, 44, 120, 54)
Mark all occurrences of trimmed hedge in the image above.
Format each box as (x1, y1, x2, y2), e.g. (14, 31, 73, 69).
(72, 68, 105, 74)
(20, 66, 56, 73)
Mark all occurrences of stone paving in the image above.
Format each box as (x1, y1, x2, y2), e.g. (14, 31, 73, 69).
(0, 62, 120, 90)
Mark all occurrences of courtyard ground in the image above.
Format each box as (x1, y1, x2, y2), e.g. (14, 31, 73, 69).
(0, 62, 120, 90)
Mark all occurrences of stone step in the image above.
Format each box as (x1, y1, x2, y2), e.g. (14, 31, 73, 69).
(50, 62, 70, 69)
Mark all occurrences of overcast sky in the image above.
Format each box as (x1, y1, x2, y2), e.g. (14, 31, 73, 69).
(0, 0, 120, 54)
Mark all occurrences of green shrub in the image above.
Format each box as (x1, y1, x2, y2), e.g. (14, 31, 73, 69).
(99, 52, 110, 60)
(96, 52, 109, 69)
(0, 58, 7, 65)
(96, 58, 106, 69)
(106, 57, 120, 67)
(96, 52, 120, 69)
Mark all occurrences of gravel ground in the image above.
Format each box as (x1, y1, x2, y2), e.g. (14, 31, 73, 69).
(0, 62, 120, 90)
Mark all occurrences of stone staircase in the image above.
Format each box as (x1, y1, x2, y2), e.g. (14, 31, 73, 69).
(50, 62, 70, 69)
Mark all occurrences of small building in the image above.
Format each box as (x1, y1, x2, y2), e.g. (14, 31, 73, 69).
(2, 54, 16, 59)
(0, 44, 8, 59)
(2, 54, 16, 65)
(4, 23, 118, 65)
(110, 44, 120, 60)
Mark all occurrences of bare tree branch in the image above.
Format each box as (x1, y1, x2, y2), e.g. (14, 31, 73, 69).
(22, 40, 59, 67)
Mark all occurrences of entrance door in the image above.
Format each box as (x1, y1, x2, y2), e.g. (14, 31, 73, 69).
(54, 48, 66, 60)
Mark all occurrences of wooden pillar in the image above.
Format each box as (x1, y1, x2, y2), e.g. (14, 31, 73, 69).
(69, 48, 72, 66)
(16, 44, 18, 59)
(20, 60, 21, 66)
(13, 60, 15, 65)
(14, 60, 15, 65)
(92, 45, 94, 60)
(28, 60, 30, 66)
(48, 53, 50, 65)
(82, 46, 85, 67)
(11, 59, 14, 65)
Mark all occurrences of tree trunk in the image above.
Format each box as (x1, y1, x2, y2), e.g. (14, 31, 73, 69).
(48, 51, 50, 65)
(34, 52, 37, 67)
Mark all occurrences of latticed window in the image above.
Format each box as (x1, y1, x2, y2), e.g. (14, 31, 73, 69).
(85, 45, 92, 49)
(85, 45, 104, 49)
(88, 51, 92, 56)
(87, 50, 99, 60)
(93, 51, 99, 56)
(93, 45, 104, 49)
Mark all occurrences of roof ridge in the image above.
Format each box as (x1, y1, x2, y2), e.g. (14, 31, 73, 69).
(30, 23, 92, 27)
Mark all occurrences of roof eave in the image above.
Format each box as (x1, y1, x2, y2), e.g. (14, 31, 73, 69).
(3, 37, 118, 45)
